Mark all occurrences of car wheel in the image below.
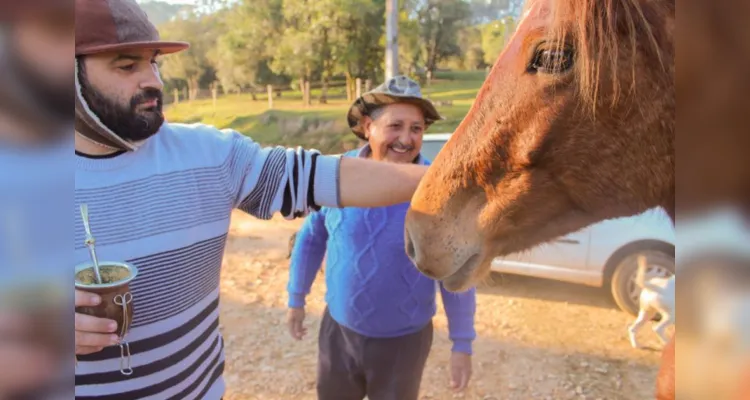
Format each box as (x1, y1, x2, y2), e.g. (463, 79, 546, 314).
(610, 250, 675, 316)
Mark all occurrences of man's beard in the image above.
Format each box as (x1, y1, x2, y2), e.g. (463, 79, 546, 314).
(78, 75, 164, 143)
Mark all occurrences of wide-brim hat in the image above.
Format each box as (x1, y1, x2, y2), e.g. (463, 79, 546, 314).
(75, 0, 190, 57)
(347, 75, 443, 140)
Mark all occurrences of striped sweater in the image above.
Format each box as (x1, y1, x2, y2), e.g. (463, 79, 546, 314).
(74, 123, 340, 399)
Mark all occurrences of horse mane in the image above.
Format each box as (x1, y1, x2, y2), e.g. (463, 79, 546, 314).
(547, 0, 675, 110)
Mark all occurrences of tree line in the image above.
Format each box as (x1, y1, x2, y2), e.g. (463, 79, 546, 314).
(151, 0, 521, 102)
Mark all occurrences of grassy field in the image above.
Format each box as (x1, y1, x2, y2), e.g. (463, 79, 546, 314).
(165, 70, 486, 154)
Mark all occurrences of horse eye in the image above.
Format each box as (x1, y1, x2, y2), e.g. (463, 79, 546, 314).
(529, 48, 574, 74)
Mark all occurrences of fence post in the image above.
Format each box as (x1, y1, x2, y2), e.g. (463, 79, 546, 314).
(355, 78, 362, 99)
(267, 85, 273, 109)
(173, 88, 179, 105)
(211, 86, 218, 109)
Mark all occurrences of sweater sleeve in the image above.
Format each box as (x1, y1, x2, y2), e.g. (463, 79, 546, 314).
(225, 130, 341, 220)
(287, 209, 329, 308)
(439, 284, 477, 355)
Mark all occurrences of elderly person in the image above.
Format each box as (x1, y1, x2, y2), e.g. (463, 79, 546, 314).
(287, 76, 477, 400)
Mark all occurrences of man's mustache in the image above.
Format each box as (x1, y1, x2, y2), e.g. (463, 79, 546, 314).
(131, 89, 162, 108)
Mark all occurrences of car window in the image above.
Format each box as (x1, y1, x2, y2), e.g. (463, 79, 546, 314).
(420, 140, 447, 162)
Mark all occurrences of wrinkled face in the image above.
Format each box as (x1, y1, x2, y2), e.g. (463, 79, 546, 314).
(6, 8, 75, 119)
(78, 49, 165, 142)
(404, 0, 674, 292)
(362, 103, 425, 163)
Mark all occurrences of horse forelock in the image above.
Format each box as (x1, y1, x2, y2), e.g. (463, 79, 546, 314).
(548, 0, 675, 111)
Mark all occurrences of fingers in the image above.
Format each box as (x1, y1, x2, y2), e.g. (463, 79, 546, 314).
(76, 313, 117, 334)
(459, 369, 471, 390)
(450, 368, 460, 390)
(288, 319, 307, 340)
(75, 290, 101, 308)
(450, 370, 469, 391)
(450, 364, 472, 391)
(286, 309, 306, 340)
(75, 330, 119, 352)
(75, 312, 118, 353)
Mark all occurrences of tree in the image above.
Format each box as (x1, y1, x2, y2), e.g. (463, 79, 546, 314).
(456, 25, 485, 70)
(398, 6, 423, 75)
(158, 11, 222, 99)
(481, 16, 516, 66)
(212, 0, 284, 96)
(415, 0, 472, 74)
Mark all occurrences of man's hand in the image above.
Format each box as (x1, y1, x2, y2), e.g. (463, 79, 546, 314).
(450, 351, 472, 391)
(286, 307, 307, 340)
(75, 290, 119, 355)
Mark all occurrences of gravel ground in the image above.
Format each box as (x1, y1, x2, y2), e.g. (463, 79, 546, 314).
(219, 211, 665, 400)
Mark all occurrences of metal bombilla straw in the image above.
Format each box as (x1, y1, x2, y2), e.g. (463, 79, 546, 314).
(79, 204, 103, 285)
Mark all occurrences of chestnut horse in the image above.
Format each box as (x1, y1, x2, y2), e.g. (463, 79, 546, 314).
(403, 0, 674, 398)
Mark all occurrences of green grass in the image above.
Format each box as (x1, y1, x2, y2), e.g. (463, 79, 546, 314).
(165, 71, 486, 154)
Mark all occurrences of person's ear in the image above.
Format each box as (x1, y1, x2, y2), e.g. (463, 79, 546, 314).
(362, 116, 372, 139)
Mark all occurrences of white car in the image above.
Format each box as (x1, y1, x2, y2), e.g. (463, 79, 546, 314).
(421, 133, 676, 316)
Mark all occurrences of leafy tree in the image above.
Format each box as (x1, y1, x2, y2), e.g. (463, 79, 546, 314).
(481, 16, 516, 66)
(212, 0, 284, 96)
(158, 11, 222, 99)
(414, 0, 472, 73)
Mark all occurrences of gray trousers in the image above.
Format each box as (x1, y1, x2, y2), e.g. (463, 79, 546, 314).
(316, 308, 434, 400)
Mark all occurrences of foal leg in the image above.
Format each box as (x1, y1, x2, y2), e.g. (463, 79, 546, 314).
(629, 308, 654, 349)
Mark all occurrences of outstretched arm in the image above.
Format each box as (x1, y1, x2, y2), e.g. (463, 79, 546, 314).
(225, 130, 427, 219)
(338, 157, 427, 208)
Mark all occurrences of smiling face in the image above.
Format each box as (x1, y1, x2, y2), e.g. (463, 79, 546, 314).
(362, 102, 426, 163)
(77, 49, 165, 143)
(404, 0, 675, 292)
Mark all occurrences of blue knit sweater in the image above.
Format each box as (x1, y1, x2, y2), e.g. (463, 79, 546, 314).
(287, 146, 477, 354)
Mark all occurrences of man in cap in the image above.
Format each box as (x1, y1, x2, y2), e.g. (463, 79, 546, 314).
(72, 0, 428, 398)
(287, 76, 476, 400)
(0, 0, 74, 398)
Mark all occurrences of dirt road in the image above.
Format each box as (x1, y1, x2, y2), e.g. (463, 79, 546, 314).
(219, 211, 663, 400)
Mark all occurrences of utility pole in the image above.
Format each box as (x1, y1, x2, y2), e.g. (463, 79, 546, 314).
(385, 0, 399, 80)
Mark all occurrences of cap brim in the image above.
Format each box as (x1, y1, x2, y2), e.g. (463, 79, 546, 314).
(76, 41, 190, 56)
(347, 93, 444, 140)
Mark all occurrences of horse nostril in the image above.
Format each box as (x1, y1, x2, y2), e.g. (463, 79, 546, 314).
(405, 229, 416, 261)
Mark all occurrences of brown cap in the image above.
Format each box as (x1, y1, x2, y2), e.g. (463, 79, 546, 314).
(75, 0, 189, 56)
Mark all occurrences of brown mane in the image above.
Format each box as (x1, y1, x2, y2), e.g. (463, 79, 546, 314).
(548, 0, 674, 110)
(404, 0, 675, 397)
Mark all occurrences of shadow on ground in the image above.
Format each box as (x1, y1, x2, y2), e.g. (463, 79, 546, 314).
(477, 272, 620, 311)
(217, 263, 658, 400)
